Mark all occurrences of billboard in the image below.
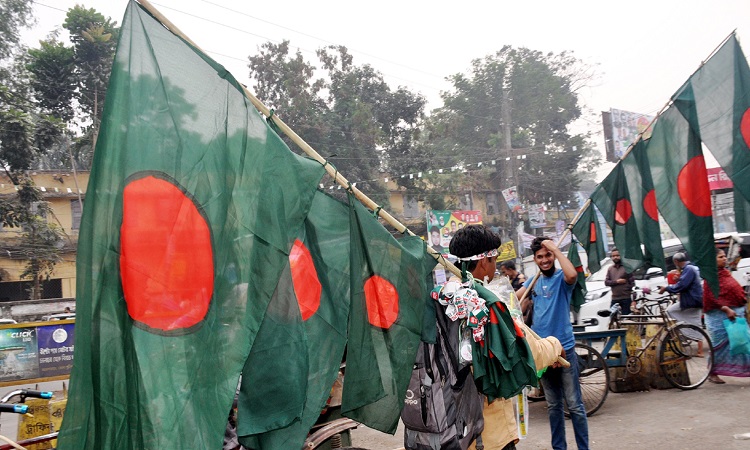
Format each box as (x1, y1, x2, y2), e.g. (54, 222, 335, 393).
(426, 210, 483, 256)
(603, 108, 654, 162)
(0, 321, 75, 385)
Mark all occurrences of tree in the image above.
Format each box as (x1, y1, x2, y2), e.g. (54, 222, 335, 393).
(248, 41, 426, 205)
(421, 46, 599, 224)
(0, 0, 34, 62)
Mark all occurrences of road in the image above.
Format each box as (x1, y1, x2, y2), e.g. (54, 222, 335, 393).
(351, 376, 750, 449)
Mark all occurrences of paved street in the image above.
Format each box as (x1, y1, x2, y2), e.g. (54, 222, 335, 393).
(352, 376, 750, 449)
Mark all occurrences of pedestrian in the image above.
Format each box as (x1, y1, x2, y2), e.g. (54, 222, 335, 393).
(659, 252, 704, 356)
(604, 248, 635, 315)
(499, 260, 526, 291)
(702, 248, 750, 383)
(517, 236, 589, 450)
(449, 226, 563, 450)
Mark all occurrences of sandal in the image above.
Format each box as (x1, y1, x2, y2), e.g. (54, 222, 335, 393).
(708, 375, 726, 384)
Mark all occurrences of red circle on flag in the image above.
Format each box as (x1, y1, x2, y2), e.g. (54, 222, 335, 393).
(614, 198, 633, 225)
(741, 108, 750, 149)
(120, 175, 213, 333)
(589, 221, 597, 243)
(677, 155, 713, 217)
(290, 239, 321, 321)
(643, 189, 659, 221)
(364, 275, 399, 329)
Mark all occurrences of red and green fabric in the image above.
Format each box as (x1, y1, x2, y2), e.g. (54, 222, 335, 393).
(571, 202, 606, 274)
(567, 242, 587, 313)
(471, 284, 537, 402)
(621, 140, 665, 270)
(237, 191, 351, 449)
(341, 195, 436, 433)
(57, 2, 326, 449)
(645, 93, 718, 294)
(590, 163, 644, 272)
(680, 33, 750, 206)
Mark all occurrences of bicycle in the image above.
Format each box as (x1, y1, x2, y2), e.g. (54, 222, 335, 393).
(0, 389, 54, 450)
(607, 294, 713, 390)
(523, 341, 609, 417)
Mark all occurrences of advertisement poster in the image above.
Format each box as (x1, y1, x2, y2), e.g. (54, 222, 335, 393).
(528, 204, 547, 229)
(498, 241, 517, 261)
(0, 327, 39, 382)
(609, 108, 654, 160)
(426, 210, 483, 256)
(502, 186, 522, 212)
(37, 323, 75, 378)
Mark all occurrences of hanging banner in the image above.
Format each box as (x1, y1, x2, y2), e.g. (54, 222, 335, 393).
(498, 241, 517, 261)
(0, 320, 75, 386)
(528, 204, 547, 229)
(606, 108, 654, 161)
(502, 186, 523, 212)
(426, 210, 483, 256)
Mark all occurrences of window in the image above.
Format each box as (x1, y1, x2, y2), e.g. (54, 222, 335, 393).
(403, 195, 419, 219)
(71, 200, 83, 230)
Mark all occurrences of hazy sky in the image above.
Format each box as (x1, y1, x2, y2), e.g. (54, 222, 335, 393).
(22, 0, 750, 172)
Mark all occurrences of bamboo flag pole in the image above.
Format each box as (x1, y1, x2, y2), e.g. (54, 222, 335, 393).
(135, 0, 461, 278)
(136, 0, 567, 366)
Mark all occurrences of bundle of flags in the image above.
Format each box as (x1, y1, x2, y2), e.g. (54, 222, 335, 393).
(57, 2, 435, 449)
(576, 32, 750, 295)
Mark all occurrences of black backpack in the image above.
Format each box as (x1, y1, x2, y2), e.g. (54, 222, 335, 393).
(401, 303, 484, 450)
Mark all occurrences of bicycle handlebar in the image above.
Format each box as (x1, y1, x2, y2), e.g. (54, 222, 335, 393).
(0, 403, 28, 414)
(1, 389, 53, 403)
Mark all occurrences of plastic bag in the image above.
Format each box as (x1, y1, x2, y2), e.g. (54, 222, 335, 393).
(723, 317, 750, 356)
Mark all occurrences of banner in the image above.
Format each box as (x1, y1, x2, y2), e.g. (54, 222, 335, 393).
(498, 241, 517, 261)
(426, 210, 483, 255)
(608, 108, 654, 161)
(528, 204, 546, 229)
(0, 321, 75, 385)
(502, 186, 523, 212)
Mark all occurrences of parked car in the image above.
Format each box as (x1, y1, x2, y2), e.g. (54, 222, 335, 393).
(0, 318, 17, 325)
(576, 232, 750, 332)
(42, 313, 75, 321)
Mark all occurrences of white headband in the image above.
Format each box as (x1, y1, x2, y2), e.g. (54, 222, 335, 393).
(456, 248, 499, 262)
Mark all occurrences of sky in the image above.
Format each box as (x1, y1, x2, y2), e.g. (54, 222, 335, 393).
(21, 0, 750, 177)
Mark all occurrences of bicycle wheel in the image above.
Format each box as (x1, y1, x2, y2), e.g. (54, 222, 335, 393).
(658, 324, 713, 390)
(564, 342, 609, 417)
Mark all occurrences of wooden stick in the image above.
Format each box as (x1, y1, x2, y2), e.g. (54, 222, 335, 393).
(134, 0, 461, 278)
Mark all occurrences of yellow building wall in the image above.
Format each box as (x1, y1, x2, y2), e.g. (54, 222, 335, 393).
(0, 171, 88, 298)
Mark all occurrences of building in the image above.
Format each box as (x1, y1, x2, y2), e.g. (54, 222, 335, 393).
(0, 171, 88, 302)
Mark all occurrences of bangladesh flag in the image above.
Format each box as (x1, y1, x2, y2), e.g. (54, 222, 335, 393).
(341, 195, 436, 433)
(571, 202, 606, 274)
(646, 94, 718, 294)
(590, 163, 644, 272)
(567, 241, 587, 313)
(236, 191, 435, 448)
(57, 2, 326, 448)
(680, 33, 750, 206)
(237, 191, 351, 449)
(621, 140, 665, 270)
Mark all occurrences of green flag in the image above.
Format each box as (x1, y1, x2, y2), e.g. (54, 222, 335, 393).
(646, 96, 718, 294)
(237, 191, 351, 449)
(681, 33, 750, 206)
(590, 163, 644, 272)
(567, 241, 587, 313)
(341, 196, 436, 434)
(571, 202, 606, 274)
(621, 140, 665, 270)
(58, 2, 325, 448)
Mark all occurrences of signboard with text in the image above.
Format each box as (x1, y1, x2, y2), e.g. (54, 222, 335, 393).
(0, 320, 75, 385)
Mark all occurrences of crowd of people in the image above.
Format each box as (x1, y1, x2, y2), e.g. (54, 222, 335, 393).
(414, 225, 750, 450)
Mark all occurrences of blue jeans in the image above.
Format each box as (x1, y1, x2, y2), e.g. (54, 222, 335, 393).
(540, 346, 589, 450)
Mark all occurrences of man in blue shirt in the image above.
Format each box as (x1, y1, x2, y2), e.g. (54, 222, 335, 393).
(659, 252, 704, 355)
(516, 237, 589, 450)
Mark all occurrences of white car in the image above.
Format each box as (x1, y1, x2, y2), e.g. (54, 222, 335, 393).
(577, 262, 666, 331)
(576, 232, 750, 332)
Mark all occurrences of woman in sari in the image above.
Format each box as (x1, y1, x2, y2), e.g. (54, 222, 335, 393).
(703, 248, 750, 384)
